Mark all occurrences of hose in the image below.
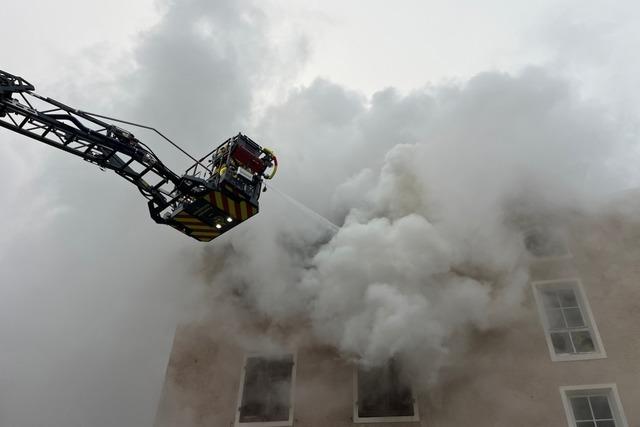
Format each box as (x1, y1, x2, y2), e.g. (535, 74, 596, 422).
(263, 148, 278, 179)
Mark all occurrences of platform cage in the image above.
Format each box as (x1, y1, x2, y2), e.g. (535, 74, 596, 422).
(163, 134, 271, 241)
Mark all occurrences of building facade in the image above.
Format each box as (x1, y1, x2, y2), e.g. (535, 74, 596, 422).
(155, 202, 640, 427)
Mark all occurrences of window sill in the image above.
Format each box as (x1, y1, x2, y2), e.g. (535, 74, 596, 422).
(549, 351, 607, 362)
(236, 421, 293, 427)
(353, 412, 420, 424)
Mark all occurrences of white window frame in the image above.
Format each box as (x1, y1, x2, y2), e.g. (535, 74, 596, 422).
(531, 278, 606, 362)
(524, 226, 573, 261)
(560, 383, 629, 427)
(234, 352, 297, 427)
(352, 365, 420, 423)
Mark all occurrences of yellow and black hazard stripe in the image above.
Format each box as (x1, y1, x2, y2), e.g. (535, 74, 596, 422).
(170, 211, 220, 242)
(203, 191, 258, 221)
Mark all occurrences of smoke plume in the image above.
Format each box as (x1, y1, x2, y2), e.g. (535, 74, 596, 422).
(200, 68, 634, 384)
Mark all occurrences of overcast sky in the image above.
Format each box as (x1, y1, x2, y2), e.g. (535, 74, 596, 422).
(2, 1, 640, 426)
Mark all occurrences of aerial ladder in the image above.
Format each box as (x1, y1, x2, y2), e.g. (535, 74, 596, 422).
(0, 69, 277, 242)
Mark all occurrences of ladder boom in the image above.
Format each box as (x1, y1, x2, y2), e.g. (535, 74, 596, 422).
(0, 70, 180, 205)
(0, 69, 277, 242)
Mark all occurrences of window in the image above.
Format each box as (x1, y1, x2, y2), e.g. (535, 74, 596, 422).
(524, 225, 570, 258)
(532, 279, 606, 361)
(353, 359, 419, 423)
(560, 384, 629, 427)
(235, 353, 296, 427)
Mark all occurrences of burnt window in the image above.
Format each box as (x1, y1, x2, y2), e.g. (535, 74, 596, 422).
(355, 359, 419, 422)
(524, 226, 569, 258)
(237, 354, 295, 425)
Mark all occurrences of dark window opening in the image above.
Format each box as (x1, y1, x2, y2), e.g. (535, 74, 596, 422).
(524, 226, 569, 257)
(239, 355, 294, 423)
(357, 359, 415, 418)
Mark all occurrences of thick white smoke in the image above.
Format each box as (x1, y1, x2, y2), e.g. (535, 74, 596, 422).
(200, 68, 635, 383)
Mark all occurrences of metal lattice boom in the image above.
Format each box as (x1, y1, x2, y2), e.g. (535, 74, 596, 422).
(0, 69, 276, 241)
